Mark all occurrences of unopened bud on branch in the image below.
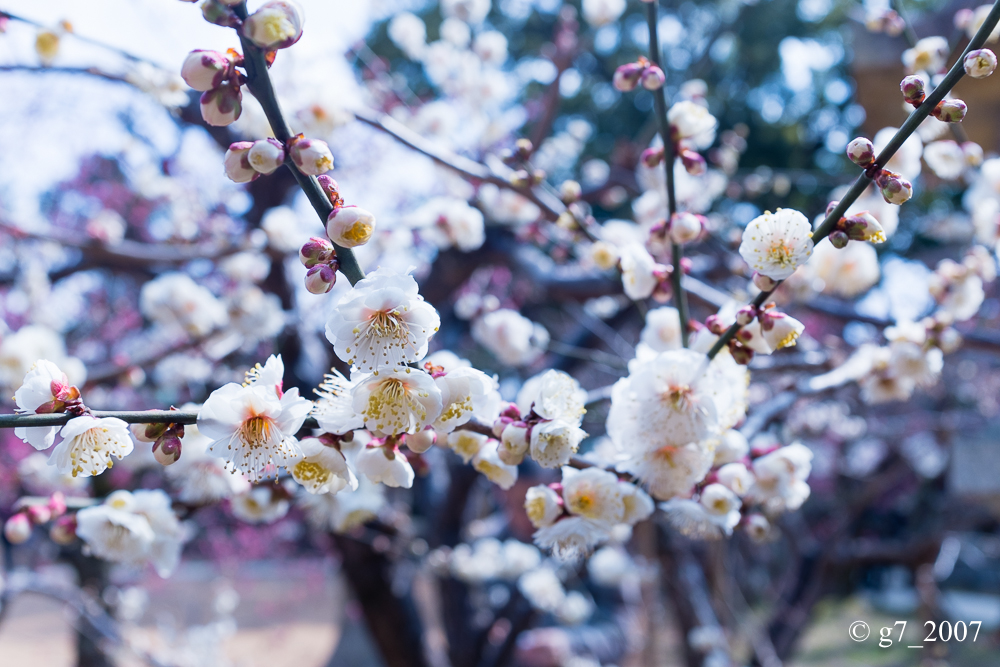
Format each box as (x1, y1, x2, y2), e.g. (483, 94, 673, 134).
(224, 142, 258, 183)
(243, 0, 304, 50)
(181, 50, 230, 91)
(248, 138, 285, 174)
(299, 237, 335, 268)
(669, 212, 703, 245)
(613, 61, 644, 92)
(679, 148, 707, 176)
(964, 49, 997, 78)
(201, 84, 242, 126)
(932, 98, 967, 123)
(289, 137, 334, 175)
(640, 65, 665, 90)
(900, 74, 926, 105)
(846, 137, 875, 167)
(876, 169, 913, 205)
(305, 263, 337, 294)
(4, 513, 31, 544)
(327, 207, 376, 248)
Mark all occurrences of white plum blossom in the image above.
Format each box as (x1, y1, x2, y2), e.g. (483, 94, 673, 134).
(588, 546, 633, 587)
(524, 484, 563, 528)
(447, 429, 489, 463)
(516, 370, 587, 425)
(903, 36, 949, 73)
(291, 437, 358, 494)
(0, 325, 86, 393)
(747, 443, 813, 513)
(140, 273, 228, 338)
(471, 309, 550, 366)
(924, 140, 967, 180)
(326, 267, 441, 373)
(388, 12, 427, 59)
(639, 307, 683, 354)
(130, 490, 185, 577)
(352, 369, 443, 436)
(619, 243, 660, 300)
(472, 439, 518, 489)
(668, 100, 718, 148)
(433, 366, 500, 434)
(230, 486, 291, 524)
(698, 483, 741, 536)
(355, 442, 415, 488)
(581, 0, 626, 27)
(608, 350, 719, 455)
(312, 371, 365, 435)
(805, 239, 880, 298)
(76, 501, 156, 569)
(409, 197, 486, 252)
(50, 416, 134, 478)
(660, 498, 727, 539)
(617, 441, 714, 500)
(197, 355, 312, 482)
(440, 0, 491, 24)
(530, 419, 587, 468)
(243, 0, 304, 50)
(518, 567, 566, 613)
(716, 462, 754, 496)
(13, 360, 75, 451)
(714, 429, 749, 466)
(473, 31, 508, 66)
(739, 209, 814, 280)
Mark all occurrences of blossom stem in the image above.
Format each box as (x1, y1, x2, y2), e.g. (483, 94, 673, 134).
(706, 0, 1000, 361)
(646, 0, 690, 347)
(231, 2, 365, 285)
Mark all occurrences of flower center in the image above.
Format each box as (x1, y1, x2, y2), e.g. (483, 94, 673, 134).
(767, 240, 795, 267)
(368, 310, 407, 339)
(239, 415, 275, 450)
(661, 384, 693, 410)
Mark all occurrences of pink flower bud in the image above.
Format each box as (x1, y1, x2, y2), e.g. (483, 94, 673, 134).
(50, 515, 76, 545)
(846, 137, 875, 166)
(299, 237, 335, 267)
(825, 200, 840, 216)
(247, 138, 285, 174)
(828, 229, 849, 248)
(932, 98, 967, 123)
(48, 492, 67, 518)
(640, 65, 665, 90)
(289, 137, 334, 176)
(200, 84, 242, 126)
(26, 504, 51, 525)
(202, 0, 243, 27)
(327, 206, 376, 248)
(181, 50, 230, 91)
(316, 174, 340, 202)
(305, 263, 337, 294)
(153, 434, 183, 466)
(965, 49, 997, 78)
(876, 170, 913, 205)
(705, 314, 726, 335)
(679, 148, 707, 175)
(735, 306, 756, 326)
(613, 62, 644, 92)
(900, 74, 926, 105)
(243, 0, 304, 50)
(223, 141, 258, 183)
(641, 146, 665, 168)
(4, 513, 31, 544)
(752, 272, 779, 292)
(842, 211, 886, 243)
(669, 212, 703, 245)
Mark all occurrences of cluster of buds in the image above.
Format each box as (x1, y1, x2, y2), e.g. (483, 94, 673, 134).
(183, 0, 304, 125)
(182, 49, 244, 126)
(641, 144, 707, 176)
(706, 304, 804, 365)
(199, 0, 303, 50)
(223, 134, 333, 183)
(300, 236, 340, 294)
(848, 139, 914, 205)
(491, 403, 584, 467)
(131, 421, 186, 466)
(650, 212, 705, 245)
(4, 492, 69, 545)
(824, 201, 887, 247)
(900, 74, 968, 123)
(613, 56, 665, 92)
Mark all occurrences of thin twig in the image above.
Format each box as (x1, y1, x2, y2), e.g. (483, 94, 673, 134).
(645, 0, 690, 347)
(231, 2, 365, 285)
